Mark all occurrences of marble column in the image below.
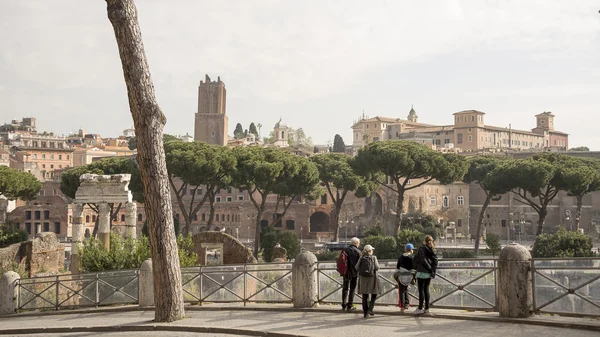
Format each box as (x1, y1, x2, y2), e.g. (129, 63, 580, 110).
(125, 202, 137, 239)
(97, 203, 111, 251)
(70, 203, 84, 274)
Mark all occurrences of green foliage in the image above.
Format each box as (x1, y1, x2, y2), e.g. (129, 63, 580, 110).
(332, 134, 345, 153)
(278, 231, 301, 260)
(397, 229, 426, 250)
(441, 249, 476, 258)
(79, 233, 197, 273)
(260, 226, 279, 263)
(0, 166, 42, 201)
(315, 251, 339, 261)
(234, 123, 244, 139)
(127, 137, 137, 150)
(361, 235, 397, 259)
(0, 224, 28, 248)
(569, 146, 589, 152)
(485, 233, 501, 257)
(287, 128, 313, 150)
(363, 224, 383, 237)
(249, 123, 258, 137)
(532, 228, 595, 258)
(60, 157, 144, 202)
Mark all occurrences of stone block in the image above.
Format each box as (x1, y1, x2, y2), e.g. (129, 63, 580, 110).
(0, 271, 19, 315)
(498, 243, 533, 318)
(139, 259, 153, 307)
(292, 251, 317, 308)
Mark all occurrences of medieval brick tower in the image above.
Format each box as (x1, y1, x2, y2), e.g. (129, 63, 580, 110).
(194, 74, 228, 146)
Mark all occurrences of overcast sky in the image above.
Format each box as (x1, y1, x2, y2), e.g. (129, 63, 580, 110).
(1, 1, 599, 149)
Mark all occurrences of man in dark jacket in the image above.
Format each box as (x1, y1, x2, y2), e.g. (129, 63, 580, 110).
(342, 237, 361, 311)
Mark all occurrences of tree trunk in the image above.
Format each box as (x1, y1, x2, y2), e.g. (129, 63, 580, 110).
(474, 195, 491, 255)
(575, 195, 583, 231)
(207, 197, 216, 230)
(332, 202, 342, 242)
(254, 208, 264, 258)
(395, 190, 405, 234)
(536, 206, 548, 236)
(106, 0, 184, 322)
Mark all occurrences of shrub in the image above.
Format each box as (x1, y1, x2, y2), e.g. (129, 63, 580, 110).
(397, 229, 426, 251)
(532, 228, 595, 258)
(485, 233, 501, 257)
(363, 224, 384, 237)
(278, 231, 301, 260)
(441, 249, 476, 258)
(260, 227, 279, 262)
(0, 224, 28, 248)
(315, 251, 339, 261)
(361, 235, 397, 259)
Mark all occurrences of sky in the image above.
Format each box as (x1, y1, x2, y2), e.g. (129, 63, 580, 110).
(1, 1, 599, 149)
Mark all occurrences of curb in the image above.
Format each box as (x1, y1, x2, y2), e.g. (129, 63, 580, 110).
(0, 325, 308, 337)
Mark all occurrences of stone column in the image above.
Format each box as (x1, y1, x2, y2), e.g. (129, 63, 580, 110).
(0, 196, 8, 224)
(498, 243, 533, 318)
(35, 223, 42, 236)
(70, 203, 84, 274)
(125, 202, 137, 239)
(292, 251, 318, 308)
(0, 272, 20, 315)
(97, 202, 111, 251)
(139, 259, 154, 307)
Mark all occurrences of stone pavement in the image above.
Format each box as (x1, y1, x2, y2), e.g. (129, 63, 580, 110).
(0, 304, 598, 337)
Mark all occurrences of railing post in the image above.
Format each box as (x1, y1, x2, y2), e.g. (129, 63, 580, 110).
(0, 272, 20, 315)
(139, 259, 153, 307)
(55, 276, 59, 310)
(95, 273, 99, 307)
(243, 264, 247, 307)
(199, 266, 203, 306)
(498, 243, 533, 318)
(292, 251, 318, 308)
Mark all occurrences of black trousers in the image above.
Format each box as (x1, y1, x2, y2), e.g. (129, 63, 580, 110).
(417, 278, 431, 310)
(398, 283, 410, 309)
(341, 276, 357, 308)
(362, 294, 377, 315)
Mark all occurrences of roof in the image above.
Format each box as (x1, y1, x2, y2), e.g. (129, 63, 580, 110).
(404, 125, 454, 133)
(353, 116, 435, 128)
(481, 125, 540, 136)
(453, 110, 486, 115)
(549, 130, 569, 135)
(535, 111, 555, 117)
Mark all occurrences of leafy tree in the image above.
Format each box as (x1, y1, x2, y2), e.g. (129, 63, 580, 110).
(249, 123, 258, 137)
(310, 153, 378, 241)
(361, 235, 397, 259)
(354, 140, 468, 233)
(465, 156, 509, 254)
(128, 137, 137, 150)
(106, 0, 184, 321)
(0, 166, 42, 201)
(260, 226, 279, 262)
(278, 231, 301, 260)
(562, 158, 600, 231)
(165, 141, 236, 234)
(397, 229, 426, 252)
(363, 224, 384, 237)
(262, 130, 275, 143)
(332, 134, 346, 153)
(0, 224, 28, 248)
(532, 228, 595, 258)
(569, 146, 589, 152)
(485, 233, 501, 257)
(288, 128, 313, 150)
(233, 147, 309, 257)
(234, 123, 244, 139)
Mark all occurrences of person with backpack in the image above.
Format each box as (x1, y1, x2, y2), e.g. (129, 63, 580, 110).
(395, 243, 415, 313)
(339, 237, 361, 311)
(355, 244, 381, 319)
(413, 235, 438, 314)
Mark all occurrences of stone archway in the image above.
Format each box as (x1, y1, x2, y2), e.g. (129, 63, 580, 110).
(192, 231, 256, 265)
(310, 212, 330, 232)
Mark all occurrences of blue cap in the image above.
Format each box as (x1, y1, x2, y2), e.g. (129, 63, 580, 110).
(405, 243, 414, 251)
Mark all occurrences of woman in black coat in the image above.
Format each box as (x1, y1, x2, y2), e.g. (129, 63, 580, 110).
(413, 235, 438, 314)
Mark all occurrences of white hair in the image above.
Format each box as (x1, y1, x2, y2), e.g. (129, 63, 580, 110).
(351, 237, 360, 246)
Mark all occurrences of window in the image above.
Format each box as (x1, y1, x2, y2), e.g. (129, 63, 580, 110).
(430, 196, 436, 205)
(197, 188, 203, 195)
(50, 154, 54, 160)
(407, 179, 412, 185)
(472, 116, 475, 122)
(33, 154, 37, 159)
(226, 196, 233, 202)
(457, 219, 462, 227)
(457, 134, 463, 144)
(190, 189, 195, 195)
(92, 215, 97, 222)
(86, 215, 91, 223)
(468, 135, 472, 142)
(373, 123, 377, 128)
(216, 214, 220, 221)
(442, 196, 449, 208)
(501, 219, 507, 227)
(227, 214, 230, 222)
(202, 213, 206, 221)
(260, 220, 269, 229)
(321, 194, 328, 204)
(286, 220, 295, 230)
(193, 213, 198, 221)
(44, 210, 50, 219)
(59, 155, 62, 160)
(34, 211, 41, 220)
(227, 188, 232, 194)
(137, 213, 142, 221)
(216, 196, 222, 202)
(42, 164, 46, 169)
(25, 223, 31, 234)
(444, 139, 450, 144)
(25, 211, 31, 220)
(211, 131, 215, 137)
(457, 196, 464, 205)
(67, 155, 70, 160)
(435, 139, 440, 145)
(121, 214, 126, 222)
(468, 128, 472, 133)
(54, 222, 61, 234)
(43, 222, 50, 232)
(436, 132, 440, 135)
(238, 195, 244, 201)
(42, 154, 46, 159)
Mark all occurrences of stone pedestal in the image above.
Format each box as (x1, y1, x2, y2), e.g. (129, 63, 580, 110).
(498, 243, 533, 318)
(139, 259, 154, 307)
(125, 202, 137, 239)
(0, 272, 20, 315)
(97, 203, 111, 251)
(70, 203, 84, 274)
(292, 251, 318, 308)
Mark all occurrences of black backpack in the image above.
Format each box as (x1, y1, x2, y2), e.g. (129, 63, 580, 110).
(358, 255, 373, 277)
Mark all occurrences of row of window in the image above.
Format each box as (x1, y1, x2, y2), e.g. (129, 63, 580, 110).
(23, 222, 61, 235)
(430, 195, 464, 207)
(31, 153, 70, 160)
(25, 210, 50, 220)
(41, 164, 64, 169)
(173, 213, 242, 223)
(455, 115, 483, 123)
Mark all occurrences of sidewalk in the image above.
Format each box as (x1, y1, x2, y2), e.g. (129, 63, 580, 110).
(0, 303, 598, 336)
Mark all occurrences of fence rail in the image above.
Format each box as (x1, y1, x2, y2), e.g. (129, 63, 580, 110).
(9, 257, 600, 318)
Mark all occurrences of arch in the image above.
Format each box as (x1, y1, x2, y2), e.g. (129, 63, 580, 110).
(137, 213, 142, 222)
(364, 192, 383, 216)
(120, 214, 125, 222)
(310, 212, 330, 232)
(85, 215, 90, 223)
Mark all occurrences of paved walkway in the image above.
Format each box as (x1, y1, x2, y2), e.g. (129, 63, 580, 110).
(0, 304, 598, 337)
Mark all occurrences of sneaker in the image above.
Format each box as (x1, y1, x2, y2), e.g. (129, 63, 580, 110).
(369, 310, 374, 316)
(400, 308, 405, 314)
(424, 309, 430, 314)
(413, 309, 425, 314)
(347, 306, 356, 312)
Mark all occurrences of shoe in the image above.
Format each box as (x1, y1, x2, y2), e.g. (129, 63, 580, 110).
(363, 313, 368, 319)
(424, 309, 430, 314)
(400, 308, 405, 314)
(341, 304, 346, 311)
(369, 311, 374, 316)
(413, 309, 424, 314)
(346, 306, 356, 312)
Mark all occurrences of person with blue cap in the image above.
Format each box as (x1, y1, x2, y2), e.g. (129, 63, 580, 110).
(395, 243, 416, 313)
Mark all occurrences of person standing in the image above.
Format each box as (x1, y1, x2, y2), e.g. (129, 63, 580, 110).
(341, 237, 361, 311)
(414, 235, 438, 314)
(355, 244, 381, 318)
(396, 243, 415, 313)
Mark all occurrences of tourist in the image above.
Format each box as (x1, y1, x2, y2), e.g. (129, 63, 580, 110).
(414, 235, 438, 314)
(341, 237, 361, 311)
(356, 244, 381, 318)
(395, 243, 415, 313)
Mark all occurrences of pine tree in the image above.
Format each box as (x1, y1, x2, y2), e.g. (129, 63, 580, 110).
(332, 134, 346, 153)
(234, 123, 244, 139)
(249, 123, 258, 137)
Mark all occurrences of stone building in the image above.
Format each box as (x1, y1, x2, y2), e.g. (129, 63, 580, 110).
(194, 74, 228, 146)
(9, 133, 74, 181)
(351, 108, 569, 155)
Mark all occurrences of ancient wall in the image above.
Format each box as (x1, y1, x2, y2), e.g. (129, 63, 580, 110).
(0, 232, 64, 277)
(192, 231, 256, 265)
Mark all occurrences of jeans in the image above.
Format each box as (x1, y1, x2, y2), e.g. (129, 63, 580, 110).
(398, 283, 410, 309)
(362, 294, 377, 316)
(417, 277, 431, 310)
(342, 276, 357, 309)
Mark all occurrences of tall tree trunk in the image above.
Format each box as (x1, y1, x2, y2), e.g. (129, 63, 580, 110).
(474, 195, 491, 255)
(207, 197, 216, 230)
(254, 207, 264, 258)
(536, 206, 548, 236)
(575, 195, 583, 231)
(332, 205, 342, 242)
(106, 0, 184, 322)
(395, 190, 405, 234)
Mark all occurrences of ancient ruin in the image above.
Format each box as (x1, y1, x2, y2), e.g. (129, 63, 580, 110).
(192, 231, 256, 265)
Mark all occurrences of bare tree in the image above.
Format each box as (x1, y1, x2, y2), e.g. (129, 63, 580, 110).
(105, 0, 184, 322)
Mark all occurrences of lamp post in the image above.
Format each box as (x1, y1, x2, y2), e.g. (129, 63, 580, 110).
(300, 226, 303, 243)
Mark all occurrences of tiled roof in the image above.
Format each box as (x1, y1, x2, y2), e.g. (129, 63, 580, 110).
(404, 125, 454, 133)
(453, 110, 486, 115)
(479, 125, 541, 136)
